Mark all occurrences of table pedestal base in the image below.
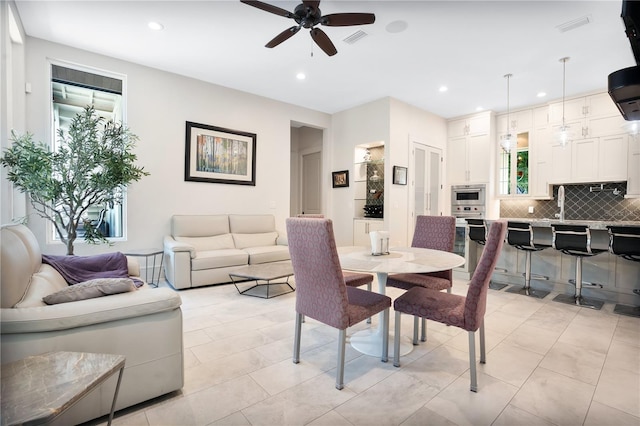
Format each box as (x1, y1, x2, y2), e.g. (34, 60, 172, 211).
(350, 328, 413, 357)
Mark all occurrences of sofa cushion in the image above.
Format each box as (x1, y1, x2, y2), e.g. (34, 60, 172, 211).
(42, 278, 137, 305)
(1, 287, 182, 334)
(13, 265, 68, 308)
(229, 214, 275, 234)
(1, 224, 44, 308)
(245, 246, 291, 265)
(175, 234, 235, 252)
(172, 214, 229, 237)
(191, 249, 248, 271)
(232, 232, 278, 249)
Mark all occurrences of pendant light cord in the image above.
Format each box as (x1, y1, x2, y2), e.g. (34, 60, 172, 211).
(560, 57, 570, 129)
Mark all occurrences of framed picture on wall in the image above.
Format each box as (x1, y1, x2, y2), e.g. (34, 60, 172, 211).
(332, 170, 349, 188)
(393, 166, 408, 185)
(184, 121, 257, 185)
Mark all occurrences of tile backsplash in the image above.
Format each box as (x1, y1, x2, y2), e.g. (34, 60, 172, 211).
(500, 182, 640, 221)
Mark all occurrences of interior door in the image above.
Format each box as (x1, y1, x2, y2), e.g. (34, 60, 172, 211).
(410, 142, 442, 240)
(301, 150, 322, 215)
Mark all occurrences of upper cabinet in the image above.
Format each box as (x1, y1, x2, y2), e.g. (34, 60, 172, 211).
(447, 111, 494, 185)
(512, 92, 631, 194)
(496, 110, 533, 196)
(627, 136, 640, 198)
(548, 92, 627, 139)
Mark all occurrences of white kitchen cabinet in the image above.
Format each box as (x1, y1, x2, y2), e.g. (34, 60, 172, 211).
(353, 219, 383, 246)
(549, 135, 627, 184)
(448, 113, 491, 138)
(627, 136, 640, 197)
(496, 110, 532, 138)
(598, 134, 628, 182)
(549, 92, 626, 138)
(447, 112, 493, 185)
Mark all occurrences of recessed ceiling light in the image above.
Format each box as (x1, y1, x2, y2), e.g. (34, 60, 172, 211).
(476, 106, 484, 111)
(537, 92, 547, 98)
(148, 21, 164, 31)
(296, 72, 306, 80)
(439, 86, 448, 93)
(385, 20, 408, 34)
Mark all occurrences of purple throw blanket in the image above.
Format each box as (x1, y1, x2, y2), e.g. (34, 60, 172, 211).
(42, 252, 143, 287)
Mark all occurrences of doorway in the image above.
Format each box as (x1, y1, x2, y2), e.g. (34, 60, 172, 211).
(290, 126, 323, 216)
(409, 141, 443, 240)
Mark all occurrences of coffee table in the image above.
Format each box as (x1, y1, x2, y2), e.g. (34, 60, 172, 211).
(229, 262, 295, 299)
(1, 351, 126, 426)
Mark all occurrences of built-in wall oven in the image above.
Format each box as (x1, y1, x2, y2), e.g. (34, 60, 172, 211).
(451, 184, 486, 277)
(451, 184, 486, 219)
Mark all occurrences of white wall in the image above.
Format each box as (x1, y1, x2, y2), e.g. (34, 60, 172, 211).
(1, 1, 28, 224)
(331, 98, 391, 246)
(13, 37, 331, 254)
(388, 98, 448, 247)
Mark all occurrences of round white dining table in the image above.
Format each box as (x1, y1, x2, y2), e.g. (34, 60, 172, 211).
(338, 246, 466, 357)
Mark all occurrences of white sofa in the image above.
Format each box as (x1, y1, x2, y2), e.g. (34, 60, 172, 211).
(0, 223, 184, 425)
(163, 214, 290, 289)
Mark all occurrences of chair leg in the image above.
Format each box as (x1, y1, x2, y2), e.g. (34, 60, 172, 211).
(479, 322, 486, 364)
(420, 317, 426, 342)
(468, 330, 478, 392)
(413, 316, 419, 345)
(393, 311, 401, 367)
(381, 308, 389, 363)
(336, 329, 346, 390)
(293, 312, 302, 364)
(367, 281, 372, 324)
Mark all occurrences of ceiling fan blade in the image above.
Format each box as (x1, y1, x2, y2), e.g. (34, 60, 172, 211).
(266, 26, 301, 48)
(240, 0, 294, 18)
(310, 28, 337, 56)
(321, 13, 376, 27)
(302, 0, 320, 10)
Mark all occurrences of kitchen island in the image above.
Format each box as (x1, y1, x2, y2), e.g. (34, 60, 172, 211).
(469, 218, 640, 307)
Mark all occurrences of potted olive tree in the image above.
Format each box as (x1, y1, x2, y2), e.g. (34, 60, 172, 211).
(1, 106, 149, 255)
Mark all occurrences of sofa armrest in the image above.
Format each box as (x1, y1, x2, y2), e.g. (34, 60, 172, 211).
(1, 287, 181, 334)
(125, 257, 141, 277)
(164, 236, 195, 257)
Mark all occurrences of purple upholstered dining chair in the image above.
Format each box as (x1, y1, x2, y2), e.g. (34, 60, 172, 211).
(295, 214, 374, 292)
(286, 218, 391, 390)
(386, 215, 456, 342)
(392, 221, 506, 392)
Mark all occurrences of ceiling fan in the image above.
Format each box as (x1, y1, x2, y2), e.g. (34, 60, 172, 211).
(240, 0, 375, 56)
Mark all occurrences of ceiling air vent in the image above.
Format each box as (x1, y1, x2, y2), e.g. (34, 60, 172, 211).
(343, 30, 368, 45)
(556, 15, 591, 33)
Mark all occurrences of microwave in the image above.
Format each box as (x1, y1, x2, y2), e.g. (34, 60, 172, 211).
(451, 184, 486, 206)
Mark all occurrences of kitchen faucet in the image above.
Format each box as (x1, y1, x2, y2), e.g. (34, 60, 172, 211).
(555, 185, 565, 222)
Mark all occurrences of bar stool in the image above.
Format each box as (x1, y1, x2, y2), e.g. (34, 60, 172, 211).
(504, 221, 550, 299)
(607, 226, 640, 317)
(551, 224, 606, 310)
(466, 219, 507, 290)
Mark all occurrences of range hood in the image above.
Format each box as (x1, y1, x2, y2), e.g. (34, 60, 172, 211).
(608, 0, 640, 121)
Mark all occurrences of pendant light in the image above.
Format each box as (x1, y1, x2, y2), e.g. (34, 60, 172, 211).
(500, 73, 516, 152)
(556, 57, 574, 147)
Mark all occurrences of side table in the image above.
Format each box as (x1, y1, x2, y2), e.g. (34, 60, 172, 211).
(1, 351, 126, 426)
(123, 248, 164, 287)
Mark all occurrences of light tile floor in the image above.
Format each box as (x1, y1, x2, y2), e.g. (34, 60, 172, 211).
(92, 277, 640, 426)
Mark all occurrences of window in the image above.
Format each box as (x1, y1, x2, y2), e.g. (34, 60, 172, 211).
(498, 132, 529, 196)
(50, 62, 127, 241)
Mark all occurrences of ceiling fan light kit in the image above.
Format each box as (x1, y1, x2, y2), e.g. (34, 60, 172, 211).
(240, 0, 375, 56)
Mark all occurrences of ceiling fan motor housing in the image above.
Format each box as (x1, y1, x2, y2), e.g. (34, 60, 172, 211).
(294, 3, 322, 28)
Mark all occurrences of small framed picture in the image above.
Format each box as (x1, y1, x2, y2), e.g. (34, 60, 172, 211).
(393, 166, 407, 185)
(332, 170, 349, 188)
